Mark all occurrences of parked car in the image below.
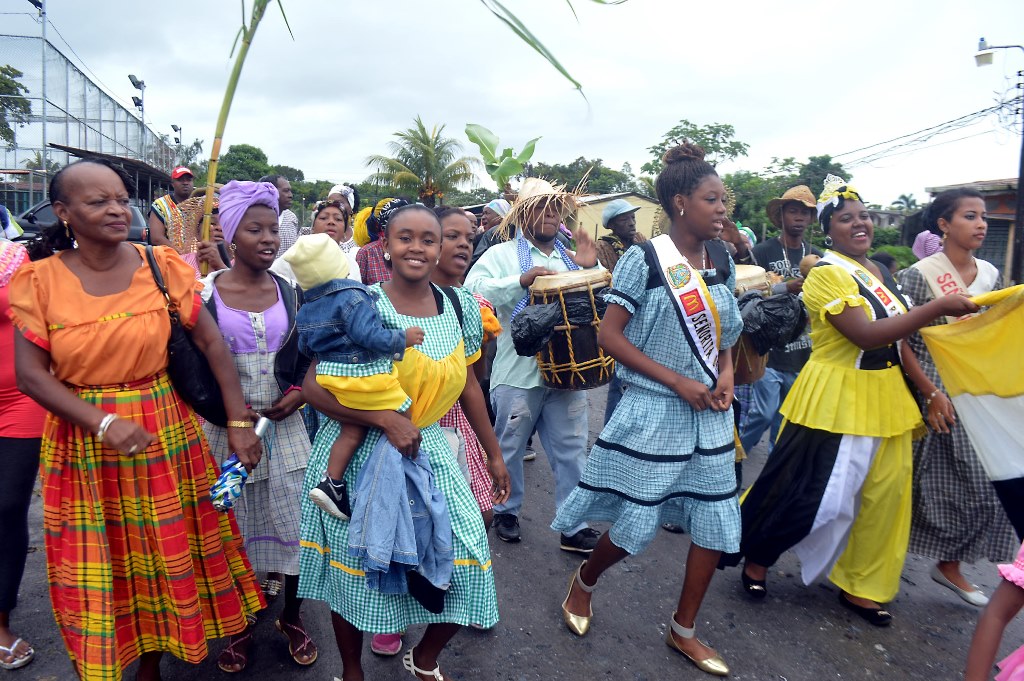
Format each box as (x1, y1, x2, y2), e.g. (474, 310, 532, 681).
(15, 199, 148, 243)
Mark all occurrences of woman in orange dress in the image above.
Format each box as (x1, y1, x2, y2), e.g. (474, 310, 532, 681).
(10, 159, 265, 681)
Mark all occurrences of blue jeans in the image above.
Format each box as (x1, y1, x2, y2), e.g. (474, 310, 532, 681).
(739, 367, 797, 455)
(490, 385, 589, 535)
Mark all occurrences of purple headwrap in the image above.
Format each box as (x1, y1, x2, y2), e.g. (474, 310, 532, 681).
(218, 180, 280, 244)
(912, 230, 943, 260)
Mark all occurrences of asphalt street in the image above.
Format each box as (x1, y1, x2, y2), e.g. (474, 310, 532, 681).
(14, 383, 1024, 680)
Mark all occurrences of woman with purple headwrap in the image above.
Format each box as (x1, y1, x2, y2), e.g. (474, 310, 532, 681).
(200, 181, 320, 672)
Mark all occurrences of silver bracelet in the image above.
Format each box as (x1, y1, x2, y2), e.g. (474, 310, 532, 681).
(925, 389, 941, 407)
(96, 413, 118, 443)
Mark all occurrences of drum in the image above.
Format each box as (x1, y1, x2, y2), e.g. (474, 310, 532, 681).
(734, 264, 772, 296)
(529, 270, 615, 390)
(732, 265, 771, 385)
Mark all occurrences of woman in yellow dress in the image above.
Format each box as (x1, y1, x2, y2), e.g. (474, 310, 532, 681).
(725, 176, 978, 626)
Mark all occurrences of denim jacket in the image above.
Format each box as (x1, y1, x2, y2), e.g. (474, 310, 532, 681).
(347, 435, 454, 596)
(296, 278, 407, 365)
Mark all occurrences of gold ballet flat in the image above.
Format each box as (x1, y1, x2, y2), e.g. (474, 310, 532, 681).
(561, 561, 595, 636)
(665, 611, 729, 677)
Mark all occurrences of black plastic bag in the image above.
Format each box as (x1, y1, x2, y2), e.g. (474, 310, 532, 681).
(511, 288, 610, 357)
(737, 292, 808, 355)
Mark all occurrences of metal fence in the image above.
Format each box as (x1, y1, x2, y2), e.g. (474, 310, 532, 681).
(0, 34, 175, 175)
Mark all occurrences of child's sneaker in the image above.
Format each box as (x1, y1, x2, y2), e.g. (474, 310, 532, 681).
(309, 474, 352, 520)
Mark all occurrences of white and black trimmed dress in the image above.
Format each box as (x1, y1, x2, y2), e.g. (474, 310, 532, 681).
(551, 244, 743, 555)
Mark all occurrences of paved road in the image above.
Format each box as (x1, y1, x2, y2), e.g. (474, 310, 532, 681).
(15, 384, 1023, 679)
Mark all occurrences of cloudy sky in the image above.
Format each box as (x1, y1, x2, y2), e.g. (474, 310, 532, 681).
(5, 0, 1023, 205)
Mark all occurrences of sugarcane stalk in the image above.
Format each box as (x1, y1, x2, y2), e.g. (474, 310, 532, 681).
(199, 0, 287, 273)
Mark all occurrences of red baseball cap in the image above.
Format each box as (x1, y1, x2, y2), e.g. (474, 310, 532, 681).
(171, 166, 194, 179)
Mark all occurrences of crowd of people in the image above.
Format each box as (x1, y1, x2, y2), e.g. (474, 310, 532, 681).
(1, 145, 1021, 681)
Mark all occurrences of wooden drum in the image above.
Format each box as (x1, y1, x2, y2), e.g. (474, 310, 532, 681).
(529, 270, 615, 390)
(732, 265, 771, 385)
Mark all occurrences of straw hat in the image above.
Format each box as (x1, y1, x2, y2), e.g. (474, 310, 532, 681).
(498, 177, 583, 240)
(766, 185, 816, 229)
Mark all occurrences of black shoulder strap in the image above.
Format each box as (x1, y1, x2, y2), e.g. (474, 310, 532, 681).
(144, 244, 172, 305)
(639, 239, 661, 290)
(441, 285, 465, 329)
(704, 240, 731, 286)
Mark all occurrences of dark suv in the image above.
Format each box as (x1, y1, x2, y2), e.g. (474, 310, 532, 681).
(16, 199, 148, 243)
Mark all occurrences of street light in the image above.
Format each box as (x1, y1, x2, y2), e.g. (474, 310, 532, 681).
(975, 37, 1024, 284)
(129, 74, 145, 160)
(171, 124, 181, 145)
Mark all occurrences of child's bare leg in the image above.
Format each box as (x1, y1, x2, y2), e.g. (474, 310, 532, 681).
(965, 579, 1024, 681)
(327, 424, 367, 480)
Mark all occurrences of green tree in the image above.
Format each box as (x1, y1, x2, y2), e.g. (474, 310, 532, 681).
(641, 120, 749, 176)
(0, 65, 31, 147)
(217, 143, 273, 182)
(529, 157, 638, 194)
(445, 187, 500, 206)
(366, 116, 477, 207)
(890, 193, 918, 213)
(793, 155, 849, 196)
(23, 150, 61, 176)
(272, 164, 305, 182)
(180, 138, 204, 168)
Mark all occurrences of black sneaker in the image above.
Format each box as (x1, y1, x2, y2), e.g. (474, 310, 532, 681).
(560, 528, 600, 554)
(491, 513, 521, 543)
(309, 475, 352, 520)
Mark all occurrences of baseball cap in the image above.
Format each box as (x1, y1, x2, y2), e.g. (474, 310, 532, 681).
(171, 166, 194, 179)
(601, 199, 641, 227)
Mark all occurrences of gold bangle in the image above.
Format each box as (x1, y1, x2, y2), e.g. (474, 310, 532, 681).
(226, 420, 254, 429)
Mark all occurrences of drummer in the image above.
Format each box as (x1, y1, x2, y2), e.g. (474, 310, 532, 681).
(723, 185, 822, 456)
(465, 178, 602, 554)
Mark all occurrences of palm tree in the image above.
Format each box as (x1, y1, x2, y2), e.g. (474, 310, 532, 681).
(890, 193, 918, 213)
(365, 116, 477, 207)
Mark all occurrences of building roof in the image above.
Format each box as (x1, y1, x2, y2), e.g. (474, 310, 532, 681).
(49, 143, 173, 184)
(925, 178, 1018, 195)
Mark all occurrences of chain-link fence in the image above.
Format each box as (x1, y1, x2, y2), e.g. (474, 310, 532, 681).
(0, 35, 175, 176)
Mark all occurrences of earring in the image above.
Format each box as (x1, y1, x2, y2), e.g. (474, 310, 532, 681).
(941, 232, 948, 243)
(679, 208, 685, 217)
(383, 251, 391, 261)
(63, 219, 71, 238)
(824, 235, 833, 247)
(435, 258, 440, 265)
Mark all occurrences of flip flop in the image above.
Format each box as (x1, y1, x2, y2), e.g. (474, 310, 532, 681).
(276, 617, 318, 666)
(0, 638, 34, 670)
(217, 626, 254, 673)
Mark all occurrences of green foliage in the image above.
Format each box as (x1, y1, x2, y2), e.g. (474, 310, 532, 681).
(890, 193, 918, 212)
(22, 151, 61, 176)
(217, 143, 272, 182)
(272, 164, 305, 182)
(180, 139, 204, 168)
(444, 187, 501, 206)
(529, 157, 639, 194)
(465, 123, 539, 194)
(641, 120, 749, 176)
(872, 245, 917, 269)
(792, 155, 848, 195)
(366, 116, 477, 207)
(0, 65, 31, 147)
(871, 227, 902, 247)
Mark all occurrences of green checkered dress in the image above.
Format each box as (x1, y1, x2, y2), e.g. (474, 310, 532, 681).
(298, 285, 498, 631)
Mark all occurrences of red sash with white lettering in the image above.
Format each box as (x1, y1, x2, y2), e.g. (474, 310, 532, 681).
(820, 251, 908, 319)
(649, 234, 722, 382)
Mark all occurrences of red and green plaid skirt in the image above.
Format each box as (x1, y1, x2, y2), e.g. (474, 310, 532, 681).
(41, 372, 265, 680)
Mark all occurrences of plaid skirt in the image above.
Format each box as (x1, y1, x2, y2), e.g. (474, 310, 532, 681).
(41, 373, 265, 681)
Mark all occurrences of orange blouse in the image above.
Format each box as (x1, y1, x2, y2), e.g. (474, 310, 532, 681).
(8, 244, 202, 386)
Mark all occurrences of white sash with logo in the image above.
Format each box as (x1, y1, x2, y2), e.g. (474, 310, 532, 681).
(820, 251, 907, 318)
(913, 252, 997, 324)
(649, 234, 722, 381)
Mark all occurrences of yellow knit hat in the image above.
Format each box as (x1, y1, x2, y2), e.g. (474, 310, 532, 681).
(282, 233, 350, 291)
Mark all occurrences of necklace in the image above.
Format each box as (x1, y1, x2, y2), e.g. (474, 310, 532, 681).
(780, 238, 807, 277)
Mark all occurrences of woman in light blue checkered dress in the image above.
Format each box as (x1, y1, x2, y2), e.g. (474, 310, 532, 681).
(298, 205, 505, 681)
(553, 143, 742, 677)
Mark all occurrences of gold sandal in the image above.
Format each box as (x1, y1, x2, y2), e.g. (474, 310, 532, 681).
(561, 561, 595, 636)
(665, 612, 729, 677)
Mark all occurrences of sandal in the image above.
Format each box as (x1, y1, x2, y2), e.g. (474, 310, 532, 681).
(217, 626, 254, 673)
(261, 578, 283, 599)
(665, 612, 729, 677)
(275, 617, 318, 666)
(402, 647, 444, 680)
(0, 637, 34, 670)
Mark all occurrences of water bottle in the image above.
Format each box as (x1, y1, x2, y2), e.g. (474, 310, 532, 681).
(211, 417, 270, 512)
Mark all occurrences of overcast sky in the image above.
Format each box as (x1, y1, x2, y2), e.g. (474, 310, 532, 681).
(5, 0, 1023, 206)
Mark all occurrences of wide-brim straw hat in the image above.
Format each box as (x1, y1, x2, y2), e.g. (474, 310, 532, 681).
(766, 185, 816, 229)
(497, 177, 583, 240)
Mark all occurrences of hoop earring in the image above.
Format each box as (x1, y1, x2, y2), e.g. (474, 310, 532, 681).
(63, 219, 71, 238)
(383, 251, 391, 261)
(823, 235, 833, 247)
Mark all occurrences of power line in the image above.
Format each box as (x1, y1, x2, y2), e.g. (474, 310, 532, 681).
(832, 104, 1004, 159)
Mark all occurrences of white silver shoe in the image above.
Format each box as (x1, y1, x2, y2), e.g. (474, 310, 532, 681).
(930, 564, 989, 607)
